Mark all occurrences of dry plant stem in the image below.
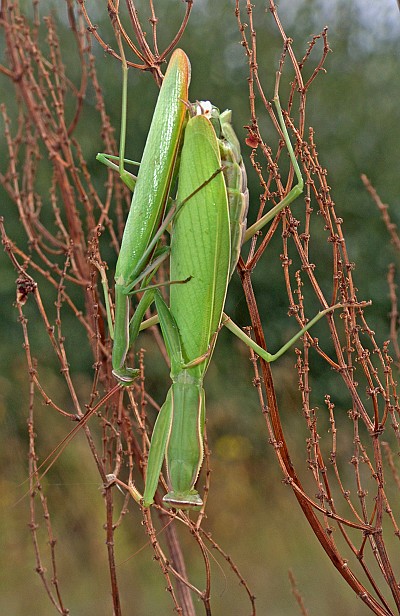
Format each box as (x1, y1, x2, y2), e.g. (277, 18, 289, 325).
(104, 488, 122, 616)
(199, 527, 257, 616)
(28, 370, 68, 615)
(361, 174, 400, 253)
(382, 442, 400, 491)
(387, 264, 400, 365)
(361, 174, 400, 364)
(0, 3, 198, 612)
(79, 0, 193, 83)
(288, 569, 309, 616)
(163, 520, 199, 616)
(138, 511, 186, 615)
(241, 275, 391, 616)
(236, 1, 400, 614)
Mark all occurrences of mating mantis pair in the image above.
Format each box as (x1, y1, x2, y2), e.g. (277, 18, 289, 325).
(99, 49, 339, 510)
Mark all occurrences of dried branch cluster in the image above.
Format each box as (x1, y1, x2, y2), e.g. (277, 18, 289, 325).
(1, 1, 399, 615)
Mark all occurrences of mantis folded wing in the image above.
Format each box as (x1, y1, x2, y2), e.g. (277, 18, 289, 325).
(99, 49, 191, 383)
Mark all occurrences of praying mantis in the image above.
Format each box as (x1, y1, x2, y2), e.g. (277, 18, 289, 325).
(97, 48, 190, 383)
(98, 48, 342, 510)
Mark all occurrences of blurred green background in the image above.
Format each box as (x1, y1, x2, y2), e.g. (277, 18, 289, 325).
(1, 1, 400, 614)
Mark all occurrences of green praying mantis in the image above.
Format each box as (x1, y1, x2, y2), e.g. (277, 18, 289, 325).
(97, 48, 190, 383)
(98, 49, 342, 510)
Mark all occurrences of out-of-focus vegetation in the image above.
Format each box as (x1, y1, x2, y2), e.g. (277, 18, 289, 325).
(1, 1, 400, 614)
